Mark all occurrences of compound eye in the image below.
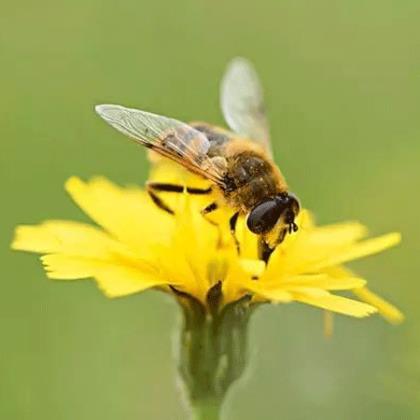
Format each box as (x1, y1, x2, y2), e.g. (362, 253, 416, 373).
(247, 199, 282, 234)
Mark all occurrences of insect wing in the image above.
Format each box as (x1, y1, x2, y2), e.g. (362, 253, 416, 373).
(95, 104, 225, 184)
(220, 57, 272, 156)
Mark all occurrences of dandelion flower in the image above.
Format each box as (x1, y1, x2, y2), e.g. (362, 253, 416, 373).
(12, 164, 402, 322)
(11, 57, 404, 419)
(11, 161, 403, 418)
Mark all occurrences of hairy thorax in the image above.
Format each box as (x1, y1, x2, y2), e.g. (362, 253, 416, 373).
(223, 151, 286, 211)
(191, 123, 288, 212)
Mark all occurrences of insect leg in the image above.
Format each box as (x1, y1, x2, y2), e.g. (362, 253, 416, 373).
(147, 187, 175, 215)
(258, 238, 274, 264)
(147, 182, 211, 215)
(229, 211, 240, 254)
(200, 201, 219, 226)
(201, 201, 218, 215)
(147, 182, 212, 195)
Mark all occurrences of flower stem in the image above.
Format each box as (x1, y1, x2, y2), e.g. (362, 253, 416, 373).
(175, 288, 252, 420)
(191, 399, 221, 420)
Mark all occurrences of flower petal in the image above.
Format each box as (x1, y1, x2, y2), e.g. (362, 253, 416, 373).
(244, 281, 293, 303)
(292, 291, 378, 318)
(42, 254, 166, 297)
(65, 177, 173, 253)
(311, 232, 401, 270)
(222, 258, 256, 304)
(13, 220, 167, 297)
(12, 221, 122, 257)
(263, 221, 370, 278)
(12, 171, 403, 315)
(12, 224, 64, 253)
(239, 258, 266, 278)
(353, 287, 404, 324)
(279, 274, 366, 290)
(307, 221, 368, 246)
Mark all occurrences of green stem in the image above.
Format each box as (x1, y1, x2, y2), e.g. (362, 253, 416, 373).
(175, 288, 252, 420)
(191, 399, 221, 420)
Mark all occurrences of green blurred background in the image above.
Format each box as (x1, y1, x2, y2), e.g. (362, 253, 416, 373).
(1, 0, 419, 418)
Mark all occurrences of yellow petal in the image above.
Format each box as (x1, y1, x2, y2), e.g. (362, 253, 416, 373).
(65, 177, 173, 253)
(245, 273, 366, 305)
(12, 171, 403, 316)
(311, 232, 401, 270)
(12, 224, 63, 253)
(287, 286, 330, 298)
(240, 258, 266, 278)
(244, 281, 293, 303)
(222, 258, 255, 304)
(41, 254, 103, 279)
(294, 209, 315, 230)
(171, 195, 219, 301)
(308, 221, 368, 246)
(279, 274, 366, 291)
(259, 289, 293, 303)
(92, 264, 166, 298)
(13, 220, 167, 297)
(235, 218, 259, 260)
(353, 287, 404, 324)
(292, 291, 377, 318)
(12, 221, 122, 257)
(262, 223, 366, 278)
(41, 253, 167, 297)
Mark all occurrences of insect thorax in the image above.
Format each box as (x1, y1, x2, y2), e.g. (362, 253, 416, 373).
(191, 122, 286, 211)
(225, 152, 283, 210)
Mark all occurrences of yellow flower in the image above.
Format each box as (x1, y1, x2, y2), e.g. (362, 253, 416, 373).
(11, 163, 403, 323)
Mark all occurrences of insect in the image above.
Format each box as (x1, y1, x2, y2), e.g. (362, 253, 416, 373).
(95, 57, 300, 260)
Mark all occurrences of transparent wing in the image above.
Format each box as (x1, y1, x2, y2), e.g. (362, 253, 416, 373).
(95, 104, 226, 185)
(221, 57, 272, 156)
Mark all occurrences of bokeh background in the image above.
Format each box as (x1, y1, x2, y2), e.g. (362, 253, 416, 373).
(1, 0, 419, 418)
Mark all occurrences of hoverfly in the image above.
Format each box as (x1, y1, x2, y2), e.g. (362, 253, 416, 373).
(95, 58, 300, 261)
